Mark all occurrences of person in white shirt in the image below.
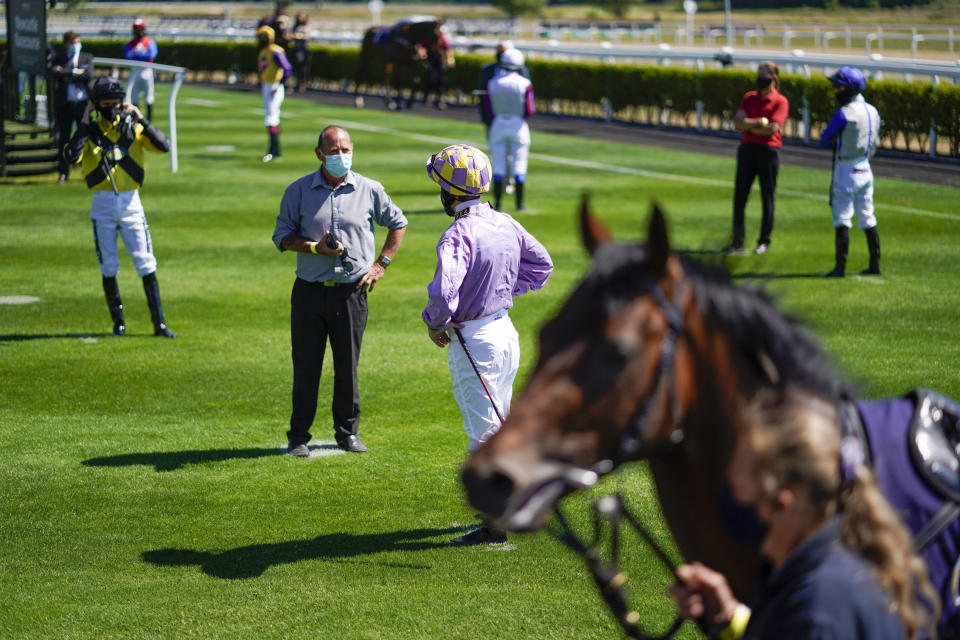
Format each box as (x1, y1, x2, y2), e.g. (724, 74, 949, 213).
(481, 48, 535, 212)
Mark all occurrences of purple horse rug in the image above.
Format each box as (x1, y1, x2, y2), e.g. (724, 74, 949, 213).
(857, 390, 960, 638)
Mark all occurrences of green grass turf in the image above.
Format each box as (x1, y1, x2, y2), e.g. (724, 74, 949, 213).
(1, 84, 958, 639)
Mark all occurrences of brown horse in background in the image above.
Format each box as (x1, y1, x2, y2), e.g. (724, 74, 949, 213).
(462, 198, 960, 638)
(354, 17, 440, 110)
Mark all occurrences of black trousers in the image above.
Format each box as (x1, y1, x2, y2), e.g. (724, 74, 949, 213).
(293, 48, 310, 92)
(55, 101, 87, 174)
(732, 143, 780, 247)
(288, 278, 368, 445)
(425, 56, 446, 103)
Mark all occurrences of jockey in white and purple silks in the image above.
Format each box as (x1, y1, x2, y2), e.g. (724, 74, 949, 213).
(820, 65, 883, 278)
(482, 48, 535, 212)
(423, 143, 553, 545)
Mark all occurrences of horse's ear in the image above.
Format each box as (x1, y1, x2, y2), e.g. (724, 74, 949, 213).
(579, 192, 614, 257)
(646, 202, 670, 273)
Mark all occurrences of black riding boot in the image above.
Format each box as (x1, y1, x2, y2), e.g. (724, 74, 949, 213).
(861, 226, 881, 275)
(269, 131, 280, 158)
(515, 180, 526, 211)
(102, 276, 125, 336)
(492, 180, 503, 211)
(823, 227, 849, 278)
(142, 272, 176, 338)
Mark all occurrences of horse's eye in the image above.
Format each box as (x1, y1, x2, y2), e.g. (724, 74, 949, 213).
(572, 340, 631, 402)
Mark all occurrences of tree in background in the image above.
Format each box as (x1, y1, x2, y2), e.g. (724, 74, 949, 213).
(492, 0, 548, 18)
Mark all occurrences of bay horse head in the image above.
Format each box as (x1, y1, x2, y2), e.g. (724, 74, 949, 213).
(462, 197, 844, 599)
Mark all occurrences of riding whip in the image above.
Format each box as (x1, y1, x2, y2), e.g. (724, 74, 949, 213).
(453, 328, 506, 426)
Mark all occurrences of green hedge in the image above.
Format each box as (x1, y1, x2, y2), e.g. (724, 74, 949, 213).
(933, 84, 960, 157)
(74, 39, 960, 157)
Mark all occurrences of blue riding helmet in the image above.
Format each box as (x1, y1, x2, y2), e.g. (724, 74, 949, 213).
(829, 66, 866, 92)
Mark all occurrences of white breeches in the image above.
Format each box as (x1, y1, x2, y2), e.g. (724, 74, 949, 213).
(126, 67, 155, 105)
(90, 190, 157, 277)
(832, 161, 877, 229)
(447, 310, 520, 452)
(489, 116, 530, 178)
(262, 83, 284, 127)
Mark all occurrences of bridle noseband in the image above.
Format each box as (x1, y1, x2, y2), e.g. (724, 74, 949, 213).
(552, 277, 692, 640)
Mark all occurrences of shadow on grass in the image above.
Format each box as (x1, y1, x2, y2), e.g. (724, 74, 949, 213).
(142, 526, 466, 578)
(399, 208, 443, 216)
(82, 447, 288, 471)
(0, 333, 107, 341)
(0, 333, 171, 342)
(380, 189, 437, 198)
(674, 249, 826, 279)
(731, 272, 825, 280)
(675, 248, 735, 257)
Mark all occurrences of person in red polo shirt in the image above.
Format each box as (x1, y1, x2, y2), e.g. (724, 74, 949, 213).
(728, 62, 789, 255)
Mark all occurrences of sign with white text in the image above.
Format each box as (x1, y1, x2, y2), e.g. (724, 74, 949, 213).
(6, 0, 48, 74)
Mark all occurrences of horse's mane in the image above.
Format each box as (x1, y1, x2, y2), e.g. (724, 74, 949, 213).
(539, 243, 850, 402)
(678, 254, 850, 402)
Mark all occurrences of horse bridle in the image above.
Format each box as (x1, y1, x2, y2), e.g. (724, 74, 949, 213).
(551, 277, 692, 640)
(616, 283, 687, 464)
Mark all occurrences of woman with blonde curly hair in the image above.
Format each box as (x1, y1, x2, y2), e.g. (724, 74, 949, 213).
(670, 393, 938, 639)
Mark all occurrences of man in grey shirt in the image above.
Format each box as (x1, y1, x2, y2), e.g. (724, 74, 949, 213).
(273, 125, 408, 455)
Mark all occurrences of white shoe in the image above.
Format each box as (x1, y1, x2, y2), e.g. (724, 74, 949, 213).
(261, 154, 274, 163)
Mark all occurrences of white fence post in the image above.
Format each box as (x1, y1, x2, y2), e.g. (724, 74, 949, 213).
(930, 75, 940, 158)
(695, 58, 704, 131)
(823, 31, 837, 52)
(799, 61, 811, 144)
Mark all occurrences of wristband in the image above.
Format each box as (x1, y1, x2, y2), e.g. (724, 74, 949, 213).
(717, 604, 751, 640)
(308, 242, 319, 254)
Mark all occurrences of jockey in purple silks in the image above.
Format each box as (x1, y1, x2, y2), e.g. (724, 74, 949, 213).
(422, 143, 553, 546)
(821, 65, 882, 278)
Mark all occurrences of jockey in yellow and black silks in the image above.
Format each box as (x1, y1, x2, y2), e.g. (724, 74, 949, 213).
(63, 76, 177, 339)
(256, 25, 292, 162)
(70, 102, 169, 191)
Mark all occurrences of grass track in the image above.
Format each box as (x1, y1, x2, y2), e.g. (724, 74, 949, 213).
(1, 84, 958, 639)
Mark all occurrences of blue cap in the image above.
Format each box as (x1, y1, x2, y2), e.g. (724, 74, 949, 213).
(829, 66, 866, 92)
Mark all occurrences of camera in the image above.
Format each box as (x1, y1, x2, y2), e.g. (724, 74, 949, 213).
(326, 232, 354, 271)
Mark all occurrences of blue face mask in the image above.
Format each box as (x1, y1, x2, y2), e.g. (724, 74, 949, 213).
(67, 43, 82, 57)
(324, 152, 352, 178)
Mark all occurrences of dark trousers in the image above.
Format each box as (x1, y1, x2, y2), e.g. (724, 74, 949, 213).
(732, 143, 780, 247)
(288, 278, 368, 445)
(293, 48, 310, 92)
(56, 101, 87, 174)
(425, 56, 446, 103)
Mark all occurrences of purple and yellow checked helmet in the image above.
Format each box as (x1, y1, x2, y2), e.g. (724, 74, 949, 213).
(425, 144, 492, 196)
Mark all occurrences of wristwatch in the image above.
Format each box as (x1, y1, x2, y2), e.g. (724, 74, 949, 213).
(376, 255, 392, 268)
